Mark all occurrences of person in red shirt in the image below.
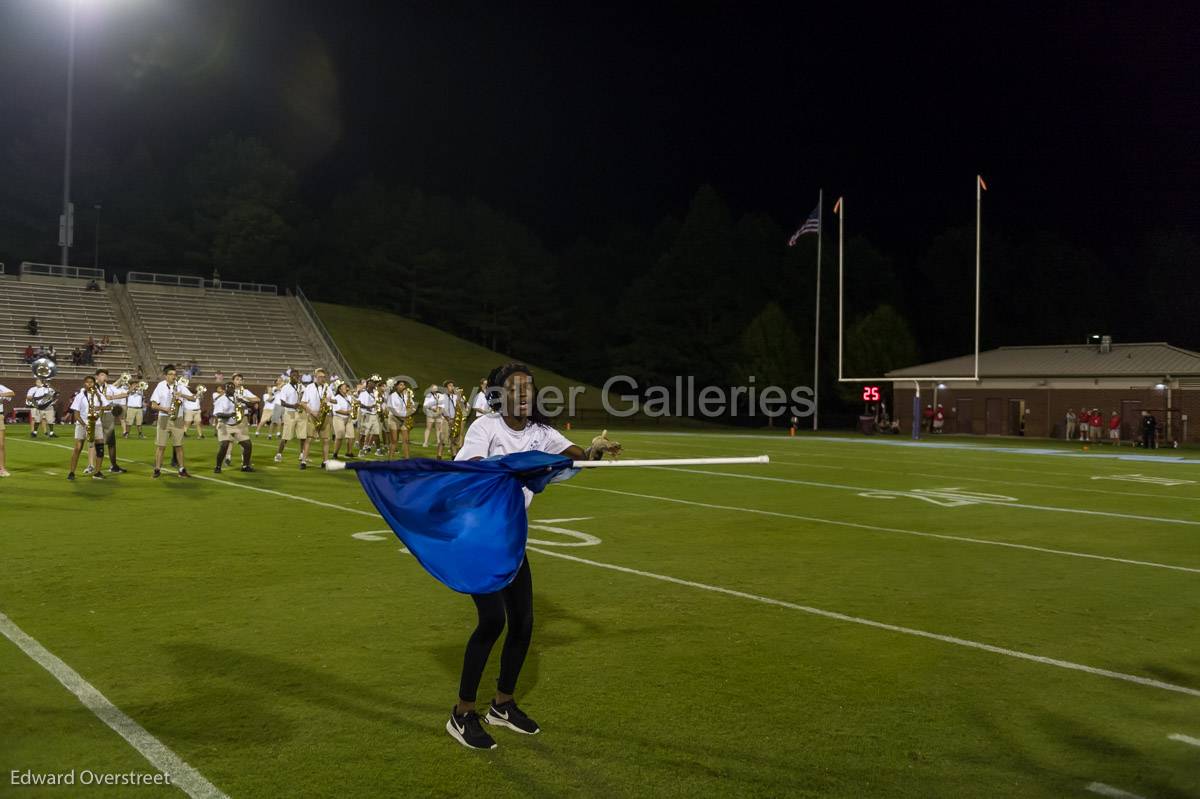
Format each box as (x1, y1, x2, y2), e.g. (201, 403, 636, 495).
(922, 404, 934, 433)
(1108, 411, 1121, 444)
(932, 403, 946, 433)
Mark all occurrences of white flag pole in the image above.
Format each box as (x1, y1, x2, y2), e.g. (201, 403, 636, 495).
(572, 456, 769, 468)
(974, 175, 983, 381)
(813, 189, 822, 432)
(325, 456, 770, 472)
(836, 196, 844, 382)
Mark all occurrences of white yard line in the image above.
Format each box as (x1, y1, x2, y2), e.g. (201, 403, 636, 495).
(560, 483, 1200, 574)
(650, 467, 1200, 527)
(0, 612, 228, 799)
(1085, 782, 1147, 799)
(527, 547, 1200, 699)
(1168, 733, 1200, 748)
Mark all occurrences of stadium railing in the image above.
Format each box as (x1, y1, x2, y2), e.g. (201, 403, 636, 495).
(204, 279, 278, 294)
(20, 262, 104, 281)
(296, 285, 356, 382)
(127, 271, 204, 290)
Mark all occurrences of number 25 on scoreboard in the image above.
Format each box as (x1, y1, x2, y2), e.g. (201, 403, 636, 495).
(862, 385, 881, 402)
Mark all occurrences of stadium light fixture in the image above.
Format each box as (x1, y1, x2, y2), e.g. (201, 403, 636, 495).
(1155, 383, 1167, 390)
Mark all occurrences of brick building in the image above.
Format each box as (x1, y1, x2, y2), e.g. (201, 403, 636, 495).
(886, 341, 1200, 444)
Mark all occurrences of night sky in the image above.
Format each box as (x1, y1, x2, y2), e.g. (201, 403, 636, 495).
(2, 1, 1198, 256)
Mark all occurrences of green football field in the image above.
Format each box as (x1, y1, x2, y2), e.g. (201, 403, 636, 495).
(2, 428, 1198, 798)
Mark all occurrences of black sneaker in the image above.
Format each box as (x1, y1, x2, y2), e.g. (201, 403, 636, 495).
(213, 466, 222, 474)
(47, 431, 56, 438)
(67, 471, 75, 481)
(152, 469, 161, 479)
(91, 471, 105, 480)
(446, 708, 497, 750)
(299, 462, 307, 470)
(241, 465, 254, 472)
(484, 700, 540, 735)
(109, 465, 127, 474)
(31, 432, 38, 438)
(178, 469, 190, 478)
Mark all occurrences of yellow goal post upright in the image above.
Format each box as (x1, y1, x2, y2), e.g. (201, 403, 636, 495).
(834, 177, 987, 439)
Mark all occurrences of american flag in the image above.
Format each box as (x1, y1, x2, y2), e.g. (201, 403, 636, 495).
(787, 203, 821, 246)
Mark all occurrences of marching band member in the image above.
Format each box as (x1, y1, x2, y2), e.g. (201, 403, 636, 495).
(437, 381, 458, 460)
(356, 376, 381, 456)
(256, 378, 279, 439)
(211, 382, 256, 473)
(67, 374, 105, 481)
(273, 370, 308, 464)
(223, 374, 260, 465)
(423, 385, 446, 459)
(93, 369, 128, 474)
(27, 378, 57, 438)
(182, 387, 204, 439)
(472, 378, 490, 419)
(422, 383, 438, 447)
(149, 364, 193, 479)
(0, 381, 12, 477)
(330, 381, 355, 459)
(450, 384, 467, 455)
(299, 369, 330, 469)
(383, 380, 402, 459)
(123, 380, 146, 438)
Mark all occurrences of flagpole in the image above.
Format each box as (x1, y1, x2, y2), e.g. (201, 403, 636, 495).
(836, 196, 844, 382)
(572, 456, 769, 468)
(974, 176, 982, 381)
(813, 189, 822, 432)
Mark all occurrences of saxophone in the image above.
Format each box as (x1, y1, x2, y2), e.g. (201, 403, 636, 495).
(86, 387, 101, 442)
(315, 385, 332, 432)
(233, 387, 246, 425)
(450, 390, 466, 442)
(402, 385, 415, 431)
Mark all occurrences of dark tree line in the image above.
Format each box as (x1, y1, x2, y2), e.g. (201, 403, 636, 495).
(1, 132, 1197, 422)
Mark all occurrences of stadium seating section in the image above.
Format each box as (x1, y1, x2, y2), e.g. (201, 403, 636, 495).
(0, 278, 134, 378)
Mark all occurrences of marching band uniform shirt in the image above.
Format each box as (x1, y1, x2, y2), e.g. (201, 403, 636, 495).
(440, 393, 457, 419)
(69, 388, 105, 422)
(423, 393, 440, 416)
(262, 389, 277, 412)
(211, 394, 235, 420)
(183, 396, 201, 413)
(277, 383, 301, 411)
(301, 383, 322, 414)
(387, 391, 408, 418)
(332, 395, 352, 416)
(357, 390, 377, 414)
(125, 388, 143, 409)
(472, 391, 489, 415)
(28, 385, 50, 406)
(150, 380, 193, 419)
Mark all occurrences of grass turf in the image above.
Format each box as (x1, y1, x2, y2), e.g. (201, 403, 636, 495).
(1, 428, 1198, 798)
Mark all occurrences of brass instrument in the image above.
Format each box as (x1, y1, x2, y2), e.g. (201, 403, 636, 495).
(233, 387, 247, 425)
(402, 384, 416, 431)
(85, 387, 102, 442)
(315, 385, 332, 431)
(450, 388, 466, 442)
(375, 383, 389, 432)
(29, 357, 59, 409)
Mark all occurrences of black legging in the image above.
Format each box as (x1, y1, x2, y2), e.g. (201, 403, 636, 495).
(458, 556, 533, 703)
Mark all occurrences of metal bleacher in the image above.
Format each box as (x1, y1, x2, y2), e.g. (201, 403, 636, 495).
(0, 272, 135, 379)
(126, 281, 325, 385)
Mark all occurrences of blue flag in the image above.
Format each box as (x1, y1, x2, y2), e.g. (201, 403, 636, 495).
(347, 451, 578, 594)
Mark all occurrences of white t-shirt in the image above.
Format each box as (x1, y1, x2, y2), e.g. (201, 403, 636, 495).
(70, 388, 104, 420)
(277, 383, 300, 410)
(357, 390, 377, 413)
(212, 395, 234, 419)
(386, 391, 408, 418)
(472, 391, 490, 415)
(301, 383, 322, 413)
(183, 396, 201, 413)
(126, 389, 144, 409)
(332, 395, 352, 416)
(455, 414, 575, 507)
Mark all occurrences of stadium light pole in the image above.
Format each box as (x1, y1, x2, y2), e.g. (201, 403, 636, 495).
(59, 0, 80, 267)
(813, 189, 822, 431)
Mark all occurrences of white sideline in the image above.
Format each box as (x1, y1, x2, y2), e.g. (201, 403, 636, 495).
(0, 612, 228, 799)
(1085, 782, 1146, 799)
(1168, 733, 1200, 748)
(526, 548, 1200, 699)
(651, 467, 1200, 528)
(560, 484, 1200, 574)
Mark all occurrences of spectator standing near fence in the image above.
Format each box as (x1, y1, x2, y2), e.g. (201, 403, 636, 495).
(1108, 411, 1121, 445)
(1065, 408, 1076, 440)
(1079, 410, 1090, 442)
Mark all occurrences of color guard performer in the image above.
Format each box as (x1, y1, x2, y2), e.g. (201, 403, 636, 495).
(149, 364, 194, 478)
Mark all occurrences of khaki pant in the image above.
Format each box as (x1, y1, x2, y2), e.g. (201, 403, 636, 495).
(358, 413, 380, 436)
(155, 413, 186, 447)
(126, 407, 144, 426)
(332, 416, 352, 440)
(36, 408, 56, 424)
(218, 420, 251, 443)
(423, 413, 435, 445)
(184, 409, 201, 427)
(282, 410, 309, 440)
(435, 416, 449, 446)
